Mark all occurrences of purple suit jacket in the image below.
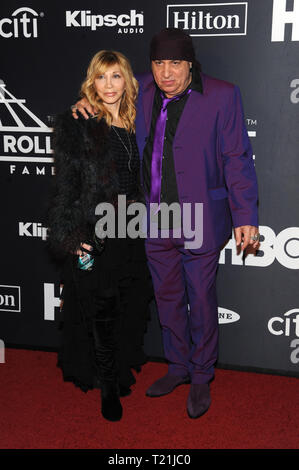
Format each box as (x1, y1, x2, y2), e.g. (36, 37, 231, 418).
(135, 72, 259, 253)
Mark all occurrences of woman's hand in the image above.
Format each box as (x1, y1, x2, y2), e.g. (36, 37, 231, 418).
(75, 243, 93, 256)
(71, 97, 95, 120)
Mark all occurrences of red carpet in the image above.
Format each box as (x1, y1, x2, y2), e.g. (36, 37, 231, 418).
(0, 349, 298, 449)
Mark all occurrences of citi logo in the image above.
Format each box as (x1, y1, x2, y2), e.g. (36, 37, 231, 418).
(218, 307, 240, 324)
(268, 308, 299, 365)
(66, 10, 144, 33)
(0, 285, 21, 312)
(268, 309, 299, 338)
(0, 7, 42, 39)
(167, 2, 248, 36)
(19, 222, 48, 240)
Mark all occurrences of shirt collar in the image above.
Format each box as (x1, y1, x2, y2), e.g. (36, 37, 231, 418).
(190, 67, 203, 94)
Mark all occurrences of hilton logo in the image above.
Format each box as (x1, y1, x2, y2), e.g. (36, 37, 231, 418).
(0, 285, 21, 312)
(166, 2, 248, 36)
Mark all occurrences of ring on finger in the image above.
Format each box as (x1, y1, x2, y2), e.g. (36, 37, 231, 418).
(250, 234, 260, 241)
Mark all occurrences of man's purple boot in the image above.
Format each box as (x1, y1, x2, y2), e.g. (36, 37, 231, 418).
(187, 384, 211, 418)
(146, 373, 190, 397)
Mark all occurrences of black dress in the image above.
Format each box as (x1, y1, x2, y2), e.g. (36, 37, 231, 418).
(56, 125, 153, 392)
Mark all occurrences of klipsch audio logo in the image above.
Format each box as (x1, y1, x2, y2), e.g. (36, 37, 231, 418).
(0, 7, 43, 39)
(0, 285, 21, 312)
(19, 222, 48, 240)
(66, 9, 144, 34)
(268, 308, 299, 364)
(166, 2, 248, 36)
(271, 0, 299, 42)
(0, 80, 54, 176)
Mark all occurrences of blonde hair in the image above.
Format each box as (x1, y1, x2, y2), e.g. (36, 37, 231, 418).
(80, 50, 138, 132)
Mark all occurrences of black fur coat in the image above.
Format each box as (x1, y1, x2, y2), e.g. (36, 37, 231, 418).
(47, 110, 120, 259)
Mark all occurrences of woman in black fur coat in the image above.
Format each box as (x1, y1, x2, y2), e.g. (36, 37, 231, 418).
(47, 50, 153, 422)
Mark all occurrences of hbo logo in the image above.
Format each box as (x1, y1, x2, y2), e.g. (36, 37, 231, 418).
(220, 226, 299, 269)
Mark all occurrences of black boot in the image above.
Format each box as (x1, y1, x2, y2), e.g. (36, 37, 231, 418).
(101, 380, 123, 422)
(92, 313, 123, 422)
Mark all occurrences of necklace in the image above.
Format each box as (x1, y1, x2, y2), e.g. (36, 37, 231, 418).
(111, 125, 133, 172)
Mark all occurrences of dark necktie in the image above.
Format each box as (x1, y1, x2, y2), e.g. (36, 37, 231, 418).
(150, 89, 191, 206)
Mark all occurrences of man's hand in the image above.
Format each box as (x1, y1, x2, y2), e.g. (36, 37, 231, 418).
(234, 225, 260, 253)
(71, 97, 95, 120)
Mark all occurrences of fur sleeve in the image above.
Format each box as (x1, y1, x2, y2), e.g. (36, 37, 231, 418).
(46, 111, 87, 260)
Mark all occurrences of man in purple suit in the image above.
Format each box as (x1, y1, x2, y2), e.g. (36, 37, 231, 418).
(73, 28, 259, 419)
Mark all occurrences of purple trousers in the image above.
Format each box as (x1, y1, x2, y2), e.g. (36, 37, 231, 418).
(145, 233, 220, 384)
